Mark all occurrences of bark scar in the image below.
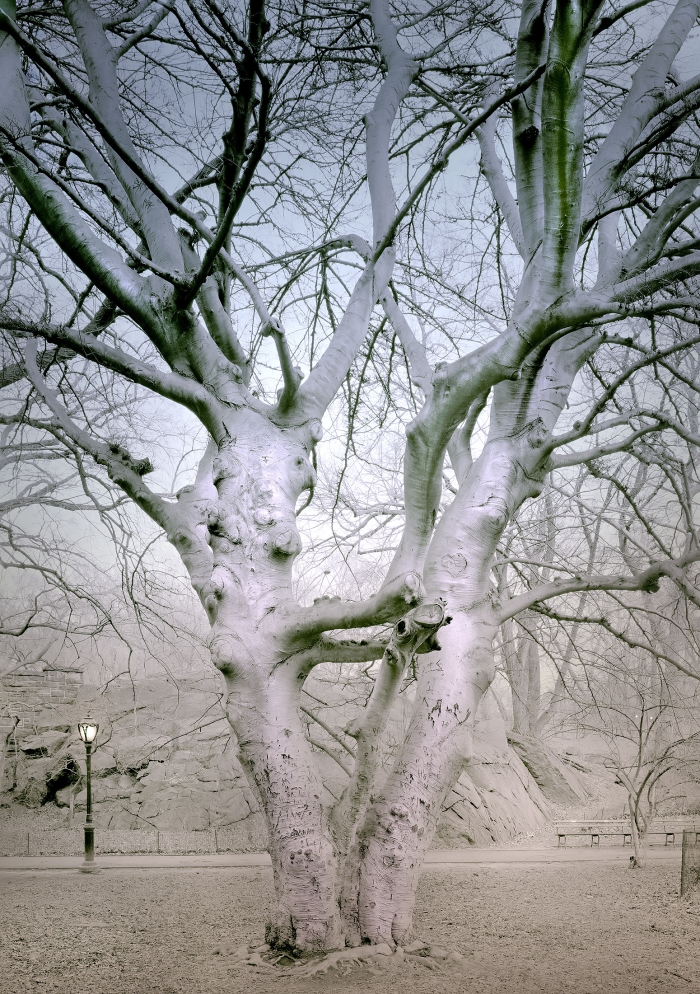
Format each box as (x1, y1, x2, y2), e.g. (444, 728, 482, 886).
(441, 553, 468, 577)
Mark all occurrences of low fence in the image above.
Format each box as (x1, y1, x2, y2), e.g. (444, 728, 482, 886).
(0, 824, 268, 857)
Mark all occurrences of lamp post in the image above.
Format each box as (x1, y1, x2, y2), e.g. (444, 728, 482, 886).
(78, 719, 99, 872)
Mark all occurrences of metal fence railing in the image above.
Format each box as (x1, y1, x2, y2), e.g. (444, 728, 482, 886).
(0, 824, 269, 857)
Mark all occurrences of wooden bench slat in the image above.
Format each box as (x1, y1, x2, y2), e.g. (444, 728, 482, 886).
(555, 818, 699, 846)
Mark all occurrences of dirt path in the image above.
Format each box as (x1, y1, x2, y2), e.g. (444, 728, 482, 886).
(2, 862, 698, 994)
(0, 845, 683, 870)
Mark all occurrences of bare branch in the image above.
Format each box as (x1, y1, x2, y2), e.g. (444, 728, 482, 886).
(261, 318, 303, 412)
(380, 289, 433, 396)
(297, 0, 415, 416)
(372, 64, 547, 264)
(582, 0, 700, 222)
(498, 550, 700, 623)
(113, 0, 175, 58)
(23, 338, 173, 530)
(61, 0, 182, 270)
(293, 571, 424, 640)
(476, 102, 526, 259)
(592, 0, 656, 36)
(17, 321, 223, 435)
(550, 424, 664, 468)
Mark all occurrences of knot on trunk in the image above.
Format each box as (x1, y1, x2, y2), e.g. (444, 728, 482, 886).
(269, 527, 302, 557)
(395, 600, 446, 648)
(516, 124, 539, 147)
(481, 496, 509, 529)
(107, 441, 153, 476)
(253, 507, 275, 526)
(207, 505, 241, 544)
(401, 571, 424, 604)
(202, 576, 225, 618)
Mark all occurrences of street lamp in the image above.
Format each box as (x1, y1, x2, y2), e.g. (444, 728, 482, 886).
(78, 719, 99, 872)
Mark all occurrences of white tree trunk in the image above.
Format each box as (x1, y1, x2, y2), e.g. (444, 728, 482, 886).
(225, 666, 342, 951)
(354, 612, 495, 944)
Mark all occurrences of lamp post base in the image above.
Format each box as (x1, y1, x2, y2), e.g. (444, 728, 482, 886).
(82, 821, 96, 870)
(79, 860, 100, 873)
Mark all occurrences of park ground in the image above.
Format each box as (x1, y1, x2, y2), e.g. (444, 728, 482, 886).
(1, 855, 699, 994)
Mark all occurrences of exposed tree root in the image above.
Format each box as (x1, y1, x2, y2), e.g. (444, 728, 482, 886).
(232, 939, 473, 978)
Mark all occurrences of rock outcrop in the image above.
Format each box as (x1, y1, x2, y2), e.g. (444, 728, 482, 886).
(2, 673, 559, 846)
(437, 714, 550, 846)
(507, 732, 591, 805)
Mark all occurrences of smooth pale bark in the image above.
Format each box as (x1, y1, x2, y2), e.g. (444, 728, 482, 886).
(226, 665, 342, 950)
(334, 603, 444, 944)
(191, 411, 339, 951)
(353, 415, 551, 941)
(512, 0, 550, 257)
(356, 612, 496, 944)
(540, 0, 604, 295)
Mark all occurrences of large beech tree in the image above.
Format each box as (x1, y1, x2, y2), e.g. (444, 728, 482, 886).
(2, 0, 700, 955)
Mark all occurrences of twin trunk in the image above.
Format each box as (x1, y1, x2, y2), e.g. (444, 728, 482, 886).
(220, 608, 496, 952)
(186, 419, 544, 951)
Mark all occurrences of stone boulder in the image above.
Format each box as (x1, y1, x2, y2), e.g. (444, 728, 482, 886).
(13, 756, 57, 807)
(17, 731, 69, 757)
(102, 808, 142, 830)
(54, 785, 78, 808)
(28, 715, 72, 735)
(12, 747, 80, 807)
(7, 733, 118, 807)
(112, 734, 174, 773)
(59, 742, 117, 778)
(507, 733, 590, 805)
(71, 772, 140, 814)
(111, 752, 257, 831)
(437, 730, 550, 846)
(42, 745, 263, 833)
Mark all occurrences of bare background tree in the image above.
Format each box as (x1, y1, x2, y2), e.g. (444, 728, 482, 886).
(0, 413, 208, 679)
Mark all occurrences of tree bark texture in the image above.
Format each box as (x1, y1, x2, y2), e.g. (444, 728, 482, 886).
(681, 831, 700, 897)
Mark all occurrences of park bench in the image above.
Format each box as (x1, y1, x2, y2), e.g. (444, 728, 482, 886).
(555, 818, 700, 847)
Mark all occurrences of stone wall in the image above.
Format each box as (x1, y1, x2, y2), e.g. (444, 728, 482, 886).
(0, 667, 84, 731)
